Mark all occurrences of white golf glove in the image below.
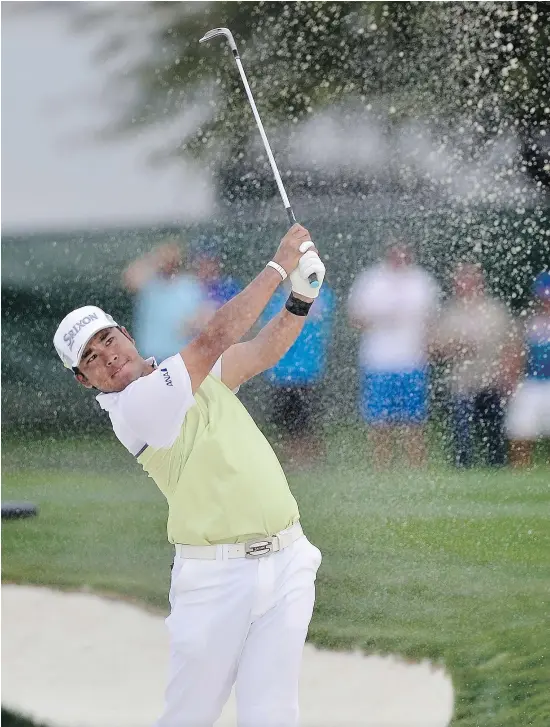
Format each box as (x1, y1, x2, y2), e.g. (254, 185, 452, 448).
(290, 241, 326, 299)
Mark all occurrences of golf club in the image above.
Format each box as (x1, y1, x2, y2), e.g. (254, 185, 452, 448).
(199, 27, 319, 287)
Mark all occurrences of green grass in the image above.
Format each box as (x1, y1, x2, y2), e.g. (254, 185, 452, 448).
(2, 428, 549, 727)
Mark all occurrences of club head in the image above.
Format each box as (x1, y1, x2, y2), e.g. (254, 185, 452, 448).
(199, 27, 238, 53)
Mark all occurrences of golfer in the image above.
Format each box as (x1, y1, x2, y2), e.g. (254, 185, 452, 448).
(53, 224, 326, 727)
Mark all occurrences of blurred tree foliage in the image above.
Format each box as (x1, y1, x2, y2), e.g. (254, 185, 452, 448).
(72, 1, 549, 193)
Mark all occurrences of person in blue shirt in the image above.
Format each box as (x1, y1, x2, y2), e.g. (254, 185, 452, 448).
(506, 271, 550, 467)
(261, 281, 335, 464)
(123, 239, 209, 363)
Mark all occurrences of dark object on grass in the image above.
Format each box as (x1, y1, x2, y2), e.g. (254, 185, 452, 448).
(1, 501, 38, 520)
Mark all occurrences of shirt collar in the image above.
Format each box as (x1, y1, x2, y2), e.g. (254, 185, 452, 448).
(96, 357, 157, 411)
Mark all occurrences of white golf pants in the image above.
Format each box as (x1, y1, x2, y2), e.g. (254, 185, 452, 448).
(155, 534, 322, 727)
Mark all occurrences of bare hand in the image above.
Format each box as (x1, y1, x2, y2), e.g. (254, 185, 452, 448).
(272, 224, 315, 275)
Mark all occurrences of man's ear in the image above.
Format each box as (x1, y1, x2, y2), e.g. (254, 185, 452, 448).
(75, 371, 93, 389)
(120, 326, 135, 345)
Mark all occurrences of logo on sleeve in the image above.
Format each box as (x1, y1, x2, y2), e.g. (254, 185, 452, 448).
(161, 368, 173, 386)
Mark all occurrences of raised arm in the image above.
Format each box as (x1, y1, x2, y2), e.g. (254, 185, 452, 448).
(220, 250, 327, 391)
(220, 302, 308, 390)
(123, 243, 181, 293)
(180, 224, 312, 393)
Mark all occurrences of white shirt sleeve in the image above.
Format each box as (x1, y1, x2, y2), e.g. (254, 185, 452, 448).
(211, 357, 223, 379)
(117, 354, 195, 449)
(210, 355, 240, 394)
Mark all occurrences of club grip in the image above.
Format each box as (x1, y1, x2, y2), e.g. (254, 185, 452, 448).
(286, 207, 320, 288)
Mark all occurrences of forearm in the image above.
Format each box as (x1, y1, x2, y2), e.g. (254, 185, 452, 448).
(182, 222, 316, 392)
(252, 306, 307, 369)
(123, 254, 159, 291)
(498, 341, 526, 392)
(199, 266, 283, 354)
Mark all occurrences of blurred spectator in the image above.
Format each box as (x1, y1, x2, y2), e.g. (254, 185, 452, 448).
(122, 239, 208, 363)
(347, 243, 440, 468)
(194, 251, 243, 310)
(262, 281, 335, 466)
(506, 271, 550, 467)
(431, 263, 517, 468)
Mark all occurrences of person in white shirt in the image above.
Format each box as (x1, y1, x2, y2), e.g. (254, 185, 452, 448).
(53, 224, 327, 727)
(347, 243, 440, 468)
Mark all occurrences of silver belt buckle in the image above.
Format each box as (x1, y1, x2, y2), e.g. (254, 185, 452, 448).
(245, 538, 274, 558)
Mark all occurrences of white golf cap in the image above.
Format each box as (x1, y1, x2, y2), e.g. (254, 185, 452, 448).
(54, 305, 118, 370)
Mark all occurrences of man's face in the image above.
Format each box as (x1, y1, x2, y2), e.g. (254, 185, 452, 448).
(76, 327, 145, 393)
(158, 243, 183, 278)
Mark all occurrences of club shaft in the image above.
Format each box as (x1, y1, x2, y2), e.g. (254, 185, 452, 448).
(286, 206, 297, 225)
(233, 56, 291, 212)
(214, 35, 318, 287)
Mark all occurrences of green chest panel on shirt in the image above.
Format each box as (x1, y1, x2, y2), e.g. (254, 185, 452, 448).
(138, 374, 299, 545)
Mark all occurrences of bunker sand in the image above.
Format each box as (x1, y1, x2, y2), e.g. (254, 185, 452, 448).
(2, 585, 454, 726)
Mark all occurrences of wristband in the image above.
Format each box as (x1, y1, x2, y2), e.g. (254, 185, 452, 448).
(266, 261, 287, 281)
(285, 292, 313, 317)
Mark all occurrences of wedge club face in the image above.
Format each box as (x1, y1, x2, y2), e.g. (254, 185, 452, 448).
(199, 27, 238, 54)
